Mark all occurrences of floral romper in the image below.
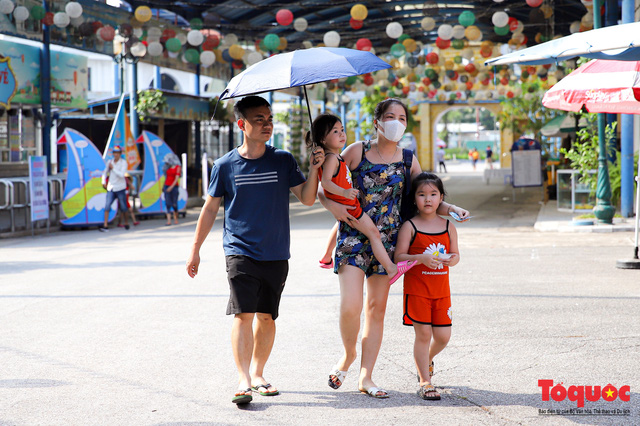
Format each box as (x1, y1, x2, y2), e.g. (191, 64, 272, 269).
(334, 141, 406, 277)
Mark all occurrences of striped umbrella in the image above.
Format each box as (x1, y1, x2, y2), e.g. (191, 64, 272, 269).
(542, 59, 640, 113)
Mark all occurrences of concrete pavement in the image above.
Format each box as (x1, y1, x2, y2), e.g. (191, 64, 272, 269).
(0, 171, 638, 425)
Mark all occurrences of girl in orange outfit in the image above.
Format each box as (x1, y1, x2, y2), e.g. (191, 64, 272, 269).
(395, 172, 460, 401)
(306, 113, 415, 285)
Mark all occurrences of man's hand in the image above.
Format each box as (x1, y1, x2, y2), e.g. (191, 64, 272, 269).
(309, 147, 325, 170)
(186, 250, 200, 278)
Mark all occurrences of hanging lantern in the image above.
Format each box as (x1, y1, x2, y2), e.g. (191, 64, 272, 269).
(200, 50, 216, 67)
(202, 35, 220, 50)
(492, 11, 509, 27)
(187, 30, 204, 46)
(402, 38, 417, 53)
(130, 42, 146, 57)
(350, 18, 363, 30)
(386, 22, 403, 39)
(569, 21, 581, 33)
(42, 12, 54, 26)
(263, 34, 280, 51)
(293, 17, 307, 32)
(465, 25, 482, 41)
(30, 5, 44, 20)
(324, 31, 340, 47)
(390, 43, 406, 58)
(435, 37, 450, 49)
(494, 25, 509, 36)
(426, 52, 439, 65)
(53, 12, 70, 28)
(452, 25, 466, 40)
(247, 51, 263, 65)
(13, 5, 28, 22)
(356, 38, 372, 51)
(224, 33, 238, 46)
(229, 44, 245, 60)
(458, 11, 475, 27)
(147, 42, 163, 56)
(526, 0, 543, 6)
(65, 2, 82, 19)
(134, 6, 152, 23)
(437, 24, 453, 40)
(0, 0, 14, 15)
(165, 38, 182, 53)
(421, 17, 435, 31)
(351, 4, 367, 20)
(99, 25, 115, 42)
(190, 18, 203, 30)
(276, 9, 293, 26)
(452, 39, 464, 50)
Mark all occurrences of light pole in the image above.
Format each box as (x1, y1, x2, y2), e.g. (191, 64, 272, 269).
(113, 36, 146, 140)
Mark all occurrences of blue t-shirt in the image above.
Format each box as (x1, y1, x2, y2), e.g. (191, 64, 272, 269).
(208, 145, 306, 261)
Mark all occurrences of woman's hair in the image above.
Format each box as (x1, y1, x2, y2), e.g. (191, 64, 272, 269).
(373, 98, 409, 124)
(305, 113, 341, 151)
(409, 172, 446, 215)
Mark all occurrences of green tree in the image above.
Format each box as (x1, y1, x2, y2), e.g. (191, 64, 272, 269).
(497, 81, 558, 139)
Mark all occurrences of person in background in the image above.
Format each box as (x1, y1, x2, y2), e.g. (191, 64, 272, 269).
(436, 147, 447, 173)
(485, 145, 493, 170)
(163, 154, 181, 226)
(100, 146, 129, 232)
(117, 172, 140, 227)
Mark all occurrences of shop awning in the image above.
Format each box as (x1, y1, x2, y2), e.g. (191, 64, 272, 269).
(540, 113, 587, 137)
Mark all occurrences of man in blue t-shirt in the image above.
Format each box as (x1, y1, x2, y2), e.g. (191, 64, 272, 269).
(186, 95, 324, 405)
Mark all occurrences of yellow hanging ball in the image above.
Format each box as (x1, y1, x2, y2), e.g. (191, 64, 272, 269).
(351, 4, 368, 21)
(229, 44, 245, 60)
(402, 38, 417, 53)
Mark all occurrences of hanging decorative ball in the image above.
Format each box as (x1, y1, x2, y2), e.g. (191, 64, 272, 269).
(147, 41, 163, 56)
(276, 9, 293, 26)
(134, 6, 152, 23)
(203, 35, 220, 50)
(65, 2, 82, 19)
(356, 38, 372, 51)
(350, 18, 363, 30)
(569, 21, 581, 33)
(165, 37, 182, 52)
(278, 37, 287, 50)
(351, 4, 368, 20)
(0, 0, 14, 15)
(176, 32, 188, 45)
(200, 50, 216, 67)
(363, 74, 374, 85)
(437, 24, 453, 40)
(452, 39, 464, 50)
(130, 41, 146, 57)
(147, 27, 162, 40)
(458, 11, 475, 27)
(494, 25, 509, 36)
(78, 21, 93, 36)
(435, 37, 450, 49)
(162, 28, 176, 40)
(223, 33, 238, 45)
(426, 52, 439, 64)
(526, 0, 543, 6)
(247, 51, 263, 65)
(386, 22, 403, 39)
(402, 38, 417, 53)
(540, 4, 553, 18)
(444, 59, 454, 70)
(263, 34, 280, 51)
(13, 5, 29, 22)
(187, 30, 204, 46)
(98, 25, 114, 41)
(465, 25, 482, 41)
(324, 31, 340, 47)
(30, 5, 44, 20)
(452, 25, 466, 39)
(293, 17, 307, 32)
(390, 43, 406, 58)
(53, 12, 70, 28)
(492, 11, 509, 27)
(183, 48, 199, 64)
(221, 49, 233, 63)
(42, 12, 54, 26)
(421, 17, 435, 31)
(190, 18, 203, 30)
(119, 23, 133, 37)
(229, 44, 245, 60)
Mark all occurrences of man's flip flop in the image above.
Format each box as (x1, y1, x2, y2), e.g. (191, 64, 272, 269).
(252, 383, 279, 396)
(359, 386, 389, 399)
(232, 388, 253, 404)
(328, 366, 347, 389)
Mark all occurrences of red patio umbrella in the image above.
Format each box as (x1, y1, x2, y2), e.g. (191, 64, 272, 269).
(542, 59, 640, 113)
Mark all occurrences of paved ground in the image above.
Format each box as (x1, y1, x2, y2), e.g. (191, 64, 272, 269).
(1, 170, 638, 425)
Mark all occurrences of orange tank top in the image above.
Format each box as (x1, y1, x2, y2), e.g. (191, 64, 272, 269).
(403, 219, 451, 298)
(319, 155, 362, 218)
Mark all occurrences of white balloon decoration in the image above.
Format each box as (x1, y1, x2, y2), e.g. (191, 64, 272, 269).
(130, 42, 147, 57)
(492, 11, 509, 27)
(176, 32, 187, 45)
(13, 5, 28, 22)
(200, 50, 216, 67)
(148, 27, 162, 39)
(247, 51, 263, 66)
(323, 30, 340, 47)
(452, 25, 466, 39)
(147, 42, 163, 56)
(224, 33, 238, 45)
(421, 17, 435, 31)
(437, 24, 453, 40)
(53, 12, 70, 28)
(386, 22, 403, 39)
(133, 27, 143, 38)
(569, 21, 581, 34)
(65, 2, 83, 19)
(187, 30, 204, 46)
(293, 17, 307, 32)
(0, 0, 14, 15)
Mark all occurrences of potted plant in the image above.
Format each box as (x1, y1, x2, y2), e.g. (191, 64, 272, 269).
(136, 89, 167, 122)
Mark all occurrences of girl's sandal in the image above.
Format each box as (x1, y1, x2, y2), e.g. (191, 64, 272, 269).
(417, 384, 441, 400)
(328, 366, 347, 389)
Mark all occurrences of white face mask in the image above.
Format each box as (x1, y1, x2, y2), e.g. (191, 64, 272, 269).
(377, 119, 406, 142)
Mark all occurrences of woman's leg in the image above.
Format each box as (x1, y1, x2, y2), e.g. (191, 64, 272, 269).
(351, 215, 397, 277)
(359, 273, 390, 391)
(335, 265, 366, 372)
(320, 222, 339, 264)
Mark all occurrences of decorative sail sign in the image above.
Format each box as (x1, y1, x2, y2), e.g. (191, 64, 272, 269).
(103, 94, 141, 170)
(0, 56, 17, 108)
(58, 128, 116, 226)
(136, 130, 187, 214)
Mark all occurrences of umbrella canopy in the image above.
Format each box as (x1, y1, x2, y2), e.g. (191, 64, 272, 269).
(220, 47, 391, 100)
(485, 22, 640, 66)
(542, 60, 640, 114)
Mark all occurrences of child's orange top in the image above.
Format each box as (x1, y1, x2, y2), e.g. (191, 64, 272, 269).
(319, 155, 362, 219)
(403, 219, 450, 299)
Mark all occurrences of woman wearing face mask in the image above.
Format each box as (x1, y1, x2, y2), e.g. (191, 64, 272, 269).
(318, 98, 469, 399)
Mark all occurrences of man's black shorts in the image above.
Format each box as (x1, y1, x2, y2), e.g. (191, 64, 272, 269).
(225, 255, 289, 320)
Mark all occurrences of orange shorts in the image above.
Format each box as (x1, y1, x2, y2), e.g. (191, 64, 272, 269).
(403, 294, 452, 327)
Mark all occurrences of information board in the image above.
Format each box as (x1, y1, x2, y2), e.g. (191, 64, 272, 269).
(29, 156, 49, 222)
(511, 150, 543, 187)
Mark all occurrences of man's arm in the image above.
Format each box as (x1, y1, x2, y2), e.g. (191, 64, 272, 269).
(186, 195, 222, 278)
(111, 160, 127, 179)
(290, 147, 324, 206)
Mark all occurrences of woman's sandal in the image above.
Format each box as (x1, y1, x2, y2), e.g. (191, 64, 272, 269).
(360, 386, 389, 399)
(232, 388, 253, 404)
(328, 367, 347, 389)
(319, 259, 333, 269)
(417, 384, 441, 401)
(389, 260, 418, 285)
